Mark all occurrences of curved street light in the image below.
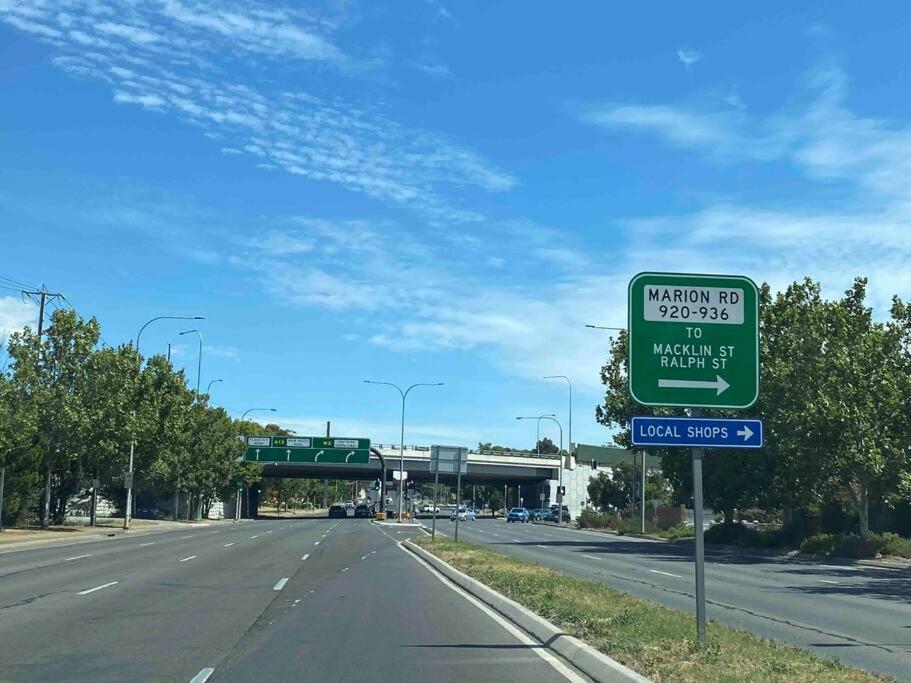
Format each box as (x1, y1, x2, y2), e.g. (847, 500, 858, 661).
(364, 380, 444, 523)
(179, 329, 203, 394)
(517, 415, 564, 524)
(205, 378, 223, 396)
(125, 314, 204, 531)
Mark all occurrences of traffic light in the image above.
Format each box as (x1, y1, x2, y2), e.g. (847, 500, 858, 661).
(373, 479, 381, 491)
(557, 485, 566, 496)
(591, 459, 597, 470)
(407, 480, 416, 491)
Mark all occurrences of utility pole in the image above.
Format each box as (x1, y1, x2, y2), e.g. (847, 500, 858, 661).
(23, 286, 65, 530)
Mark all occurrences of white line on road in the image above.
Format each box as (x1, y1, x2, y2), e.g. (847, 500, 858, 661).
(301, 553, 310, 561)
(314, 541, 320, 545)
(536, 544, 547, 549)
(180, 535, 194, 539)
(78, 581, 118, 595)
(179, 555, 197, 562)
(224, 543, 235, 547)
(512, 539, 521, 543)
(190, 667, 215, 683)
(819, 564, 859, 571)
(273, 578, 289, 591)
(342, 567, 349, 572)
(820, 579, 839, 584)
(361, 555, 368, 560)
(582, 554, 601, 561)
(138, 542, 155, 547)
(649, 569, 682, 578)
(64, 554, 92, 561)
(266, 531, 273, 534)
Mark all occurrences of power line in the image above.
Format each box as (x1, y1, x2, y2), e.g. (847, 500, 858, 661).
(0, 273, 38, 290)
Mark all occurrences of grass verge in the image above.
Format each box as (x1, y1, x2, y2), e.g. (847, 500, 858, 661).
(412, 536, 889, 683)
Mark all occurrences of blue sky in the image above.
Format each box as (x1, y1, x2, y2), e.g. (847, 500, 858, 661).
(2, 1, 911, 449)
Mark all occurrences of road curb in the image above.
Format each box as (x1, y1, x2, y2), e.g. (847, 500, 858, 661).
(403, 539, 650, 683)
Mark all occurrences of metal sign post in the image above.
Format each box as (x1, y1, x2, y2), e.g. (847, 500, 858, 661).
(431, 467, 440, 541)
(628, 272, 760, 647)
(430, 445, 468, 540)
(454, 447, 464, 542)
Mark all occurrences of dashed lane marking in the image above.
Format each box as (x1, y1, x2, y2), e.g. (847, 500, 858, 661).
(78, 581, 118, 595)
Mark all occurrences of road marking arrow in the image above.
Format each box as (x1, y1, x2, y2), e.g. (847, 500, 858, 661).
(315, 450, 324, 461)
(345, 450, 355, 462)
(658, 375, 730, 395)
(736, 425, 754, 441)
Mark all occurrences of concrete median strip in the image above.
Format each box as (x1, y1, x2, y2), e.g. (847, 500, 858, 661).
(404, 539, 649, 683)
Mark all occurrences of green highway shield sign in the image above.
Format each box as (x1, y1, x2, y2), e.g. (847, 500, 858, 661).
(243, 436, 371, 464)
(628, 272, 759, 409)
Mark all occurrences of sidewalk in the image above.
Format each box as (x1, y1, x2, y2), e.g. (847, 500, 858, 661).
(0, 517, 245, 550)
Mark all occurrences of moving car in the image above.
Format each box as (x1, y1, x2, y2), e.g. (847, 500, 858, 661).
(354, 504, 371, 518)
(449, 506, 476, 521)
(328, 504, 347, 519)
(421, 503, 440, 513)
(506, 507, 530, 523)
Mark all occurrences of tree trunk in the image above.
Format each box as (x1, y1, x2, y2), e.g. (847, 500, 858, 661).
(848, 482, 871, 537)
(173, 489, 179, 521)
(42, 463, 52, 529)
(89, 477, 98, 527)
(186, 494, 192, 521)
(723, 509, 733, 524)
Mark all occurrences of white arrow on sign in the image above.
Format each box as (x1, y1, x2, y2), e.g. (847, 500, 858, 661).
(736, 425, 753, 441)
(345, 450, 355, 462)
(658, 375, 730, 395)
(314, 450, 324, 461)
(255, 449, 260, 461)
(286, 449, 291, 461)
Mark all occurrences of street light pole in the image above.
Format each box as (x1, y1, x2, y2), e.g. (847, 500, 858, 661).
(364, 380, 443, 523)
(125, 315, 204, 530)
(179, 329, 203, 394)
(205, 378, 223, 397)
(544, 375, 572, 459)
(517, 415, 563, 523)
(584, 324, 625, 332)
(239, 408, 277, 520)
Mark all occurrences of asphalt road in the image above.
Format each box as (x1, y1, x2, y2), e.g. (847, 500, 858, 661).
(0, 516, 586, 682)
(430, 516, 911, 681)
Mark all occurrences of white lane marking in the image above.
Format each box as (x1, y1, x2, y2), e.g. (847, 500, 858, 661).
(403, 546, 586, 683)
(361, 555, 369, 560)
(78, 581, 118, 595)
(820, 579, 839, 584)
(371, 550, 377, 554)
(266, 531, 273, 535)
(649, 569, 682, 578)
(582, 554, 601, 561)
(138, 542, 155, 547)
(180, 535, 194, 539)
(224, 543, 235, 547)
(536, 544, 547, 549)
(489, 532, 500, 537)
(250, 534, 260, 539)
(341, 567, 349, 572)
(273, 578, 289, 591)
(179, 555, 197, 562)
(314, 541, 320, 545)
(819, 564, 859, 571)
(512, 539, 521, 543)
(293, 599, 301, 606)
(64, 554, 92, 561)
(190, 666, 215, 683)
(301, 553, 310, 561)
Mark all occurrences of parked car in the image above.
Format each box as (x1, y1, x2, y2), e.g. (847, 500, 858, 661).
(328, 504, 347, 519)
(344, 500, 354, 509)
(549, 505, 571, 523)
(449, 506, 476, 521)
(529, 508, 551, 521)
(421, 503, 440, 513)
(354, 504, 371, 518)
(506, 507, 530, 523)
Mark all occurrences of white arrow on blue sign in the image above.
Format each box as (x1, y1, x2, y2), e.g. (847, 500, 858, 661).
(631, 416, 763, 449)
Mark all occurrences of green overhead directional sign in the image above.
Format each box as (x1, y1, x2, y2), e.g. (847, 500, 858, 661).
(628, 272, 759, 409)
(243, 436, 371, 464)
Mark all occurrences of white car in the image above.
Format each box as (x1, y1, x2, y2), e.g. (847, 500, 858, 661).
(449, 507, 476, 521)
(421, 503, 440, 513)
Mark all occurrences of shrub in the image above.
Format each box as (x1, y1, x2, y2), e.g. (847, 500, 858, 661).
(704, 522, 756, 546)
(833, 534, 880, 559)
(878, 532, 911, 558)
(659, 524, 694, 540)
(577, 509, 619, 530)
(616, 518, 660, 535)
(799, 533, 838, 556)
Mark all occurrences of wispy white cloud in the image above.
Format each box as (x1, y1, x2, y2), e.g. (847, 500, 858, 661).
(411, 60, 451, 78)
(677, 47, 701, 68)
(202, 344, 240, 359)
(0, 296, 37, 337)
(0, 0, 515, 223)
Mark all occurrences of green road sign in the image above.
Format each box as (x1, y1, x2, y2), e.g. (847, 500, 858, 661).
(243, 436, 371, 464)
(628, 272, 759, 408)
